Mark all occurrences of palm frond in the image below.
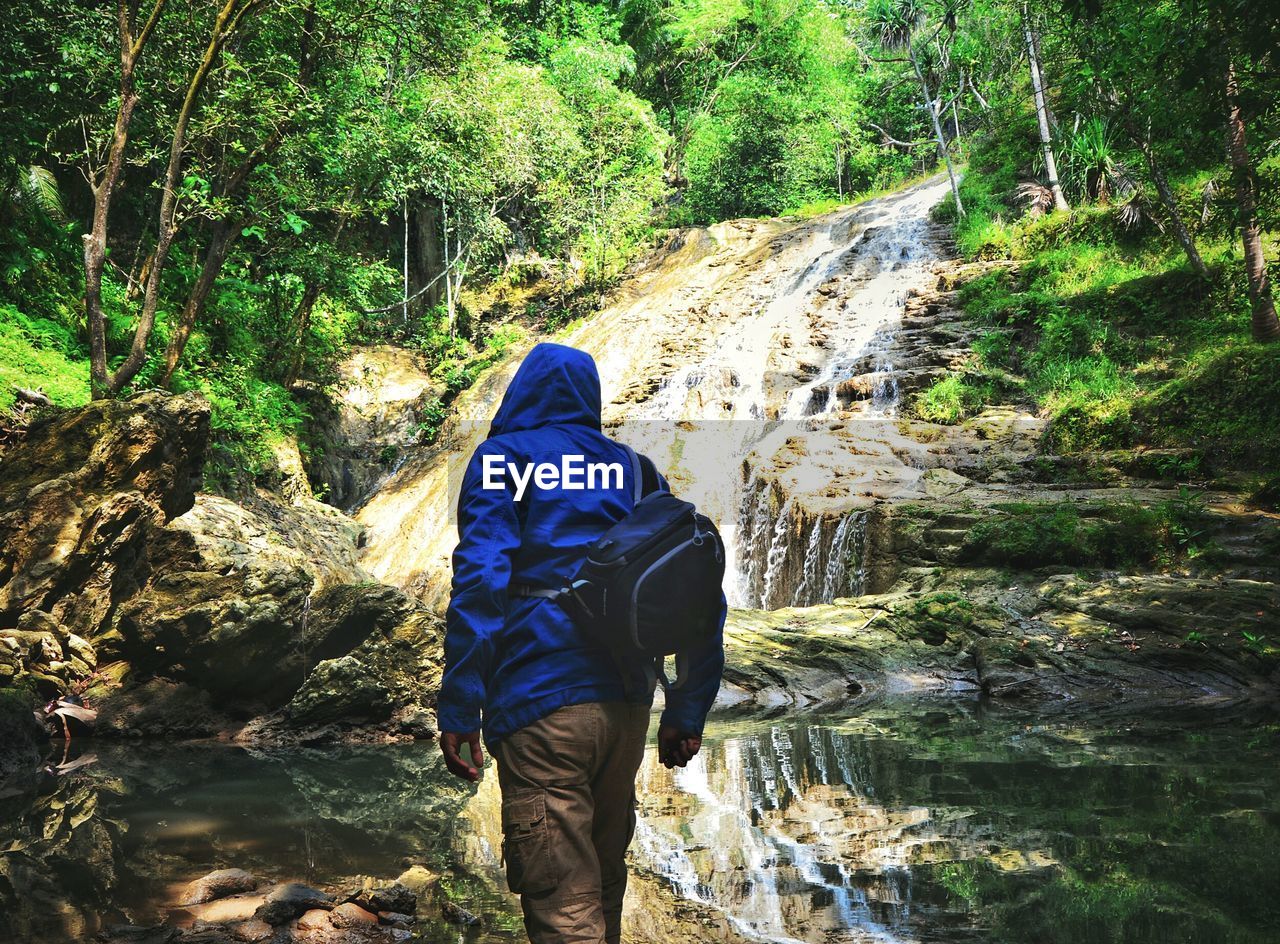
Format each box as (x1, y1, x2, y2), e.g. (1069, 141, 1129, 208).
(10, 165, 66, 223)
(868, 0, 924, 51)
(1016, 180, 1054, 217)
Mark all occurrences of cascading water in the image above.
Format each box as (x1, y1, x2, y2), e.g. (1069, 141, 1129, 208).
(355, 176, 950, 612)
(731, 180, 948, 608)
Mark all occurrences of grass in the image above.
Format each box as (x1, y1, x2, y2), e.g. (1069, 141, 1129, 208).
(917, 138, 1280, 473)
(961, 497, 1211, 569)
(0, 304, 90, 411)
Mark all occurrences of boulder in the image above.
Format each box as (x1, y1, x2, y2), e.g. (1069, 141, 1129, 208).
(227, 919, 273, 942)
(285, 656, 392, 724)
(296, 910, 332, 931)
(328, 903, 378, 928)
(254, 884, 333, 925)
(393, 866, 439, 900)
(181, 869, 263, 906)
(365, 883, 415, 916)
(283, 600, 443, 728)
(0, 392, 208, 637)
(377, 913, 413, 929)
(95, 677, 234, 738)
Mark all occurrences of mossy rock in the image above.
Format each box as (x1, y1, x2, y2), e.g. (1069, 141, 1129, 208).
(890, 591, 1003, 646)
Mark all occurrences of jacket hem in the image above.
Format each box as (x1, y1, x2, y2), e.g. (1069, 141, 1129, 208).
(484, 684, 653, 747)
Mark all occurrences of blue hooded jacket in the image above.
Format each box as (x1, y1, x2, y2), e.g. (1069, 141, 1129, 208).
(438, 342, 726, 746)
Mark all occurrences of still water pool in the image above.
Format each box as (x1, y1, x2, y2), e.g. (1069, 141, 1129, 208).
(2, 700, 1277, 943)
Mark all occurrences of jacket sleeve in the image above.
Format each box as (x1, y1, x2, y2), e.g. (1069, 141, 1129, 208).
(641, 452, 726, 735)
(438, 442, 522, 734)
(659, 591, 726, 736)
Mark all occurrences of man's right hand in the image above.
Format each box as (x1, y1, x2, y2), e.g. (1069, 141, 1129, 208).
(658, 723, 701, 769)
(440, 730, 485, 782)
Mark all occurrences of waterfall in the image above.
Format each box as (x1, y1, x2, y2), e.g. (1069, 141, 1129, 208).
(355, 177, 950, 613)
(737, 479, 871, 609)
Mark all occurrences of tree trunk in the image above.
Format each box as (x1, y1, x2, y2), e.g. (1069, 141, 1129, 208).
(284, 282, 322, 388)
(106, 0, 261, 395)
(909, 47, 964, 217)
(1225, 61, 1280, 342)
(158, 219, 238, 385)
(412, 199, 445, 310)
(1129, 126, 1208, 278)
(1023, 5, 1068, 212)
(84, 0, 169, 399)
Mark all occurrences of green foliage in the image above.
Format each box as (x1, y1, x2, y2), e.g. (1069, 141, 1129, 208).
(963, 499, 1209, 569)
(946, 130, 1280, 469)
(0, 305, 89, 412)
(914, 373, 991, 424)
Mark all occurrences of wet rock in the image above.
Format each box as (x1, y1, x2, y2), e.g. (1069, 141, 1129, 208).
(110, 523, 314, 706)
(95, 677, 234, 739)
(281, 603, 443, 730)
(254, 884, 333, 925)
(285, 656, 392, 724)
(189, 919, 252, 942)
(394, 865, 439, 899)
(303, 584, 410, 665)
(297, 910, 332, 930)
(0, 683, 43, 787)
(440, 901, 481, 926)
(228, 920, 273, 943)
(394, 706, 435, 739)
(329, 903, 378, 928)
(376, 913, 413, 929)
(365, 883, 415, 915)
(181, 869, 263, 906)
(296, 346, 441, 512)
(101, 925, 182, 944)
(187, 896, 268, 925)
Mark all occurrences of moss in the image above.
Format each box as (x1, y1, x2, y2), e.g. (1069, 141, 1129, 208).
(893, 591, 996, 645)
(962, 501, 1190, 569)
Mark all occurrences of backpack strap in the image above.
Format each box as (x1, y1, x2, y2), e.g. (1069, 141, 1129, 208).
(621, 444, 643, 504)
(621, 443, 662, 500)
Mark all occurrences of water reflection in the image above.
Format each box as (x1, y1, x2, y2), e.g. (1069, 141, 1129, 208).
(2, 702, 1278, 944)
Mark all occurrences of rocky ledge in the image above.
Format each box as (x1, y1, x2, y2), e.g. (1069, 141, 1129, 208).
(0, 392, 445, 768)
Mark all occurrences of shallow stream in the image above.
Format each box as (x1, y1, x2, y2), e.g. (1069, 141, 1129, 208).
(4, 701, 1277, 943)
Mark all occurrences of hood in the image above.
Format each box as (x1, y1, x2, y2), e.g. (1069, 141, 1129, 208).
(489, 342, 602, 437)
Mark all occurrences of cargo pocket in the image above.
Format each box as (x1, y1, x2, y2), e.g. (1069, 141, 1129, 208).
(501, 790, 557, 895)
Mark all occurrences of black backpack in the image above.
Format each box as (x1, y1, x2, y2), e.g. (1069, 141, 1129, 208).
(511, 445, 725, 660)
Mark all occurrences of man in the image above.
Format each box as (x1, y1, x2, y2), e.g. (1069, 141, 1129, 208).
(438, 342, 725, 944)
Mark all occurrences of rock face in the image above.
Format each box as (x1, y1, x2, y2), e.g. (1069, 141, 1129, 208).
(299, 345, 441, 512)
(718, 262, 1280, 709)
(0, 392, 209, 693)
(0, 392, 447, 740)
(716, 576, 1280, 713)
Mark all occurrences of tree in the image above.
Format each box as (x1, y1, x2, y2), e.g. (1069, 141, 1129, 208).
(83, 0, 169, 400)
(84, 0, 265, 399)
(868, 0, 964, 216)
(1224, 60, 1279, 342)
(1021, 4, 1068, 211)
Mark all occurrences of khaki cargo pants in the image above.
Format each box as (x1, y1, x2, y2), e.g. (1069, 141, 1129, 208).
(493, 701, 650, 944)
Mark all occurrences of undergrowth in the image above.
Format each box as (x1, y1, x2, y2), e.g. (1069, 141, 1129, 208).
(917, 137, 1280, 473)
